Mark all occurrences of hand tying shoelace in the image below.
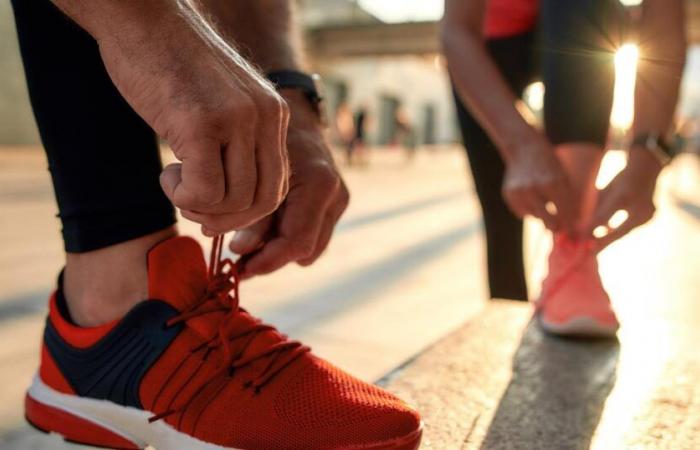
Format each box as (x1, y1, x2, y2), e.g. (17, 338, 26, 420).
(149, 235, 310, 423)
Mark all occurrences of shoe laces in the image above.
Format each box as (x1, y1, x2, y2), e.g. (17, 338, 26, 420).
(537, 236, 596, 310)
(149, 235, 310, 423)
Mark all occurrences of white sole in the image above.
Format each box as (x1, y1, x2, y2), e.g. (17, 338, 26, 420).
(27, 375, 422, 450)
(27, 375, 238, 450)
(538, 316, 619, 338)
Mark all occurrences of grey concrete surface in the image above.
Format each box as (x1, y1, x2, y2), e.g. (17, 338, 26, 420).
(382, 154, 700, 450)
(1, 148, 699, 449)
(0, 147, 486, 448)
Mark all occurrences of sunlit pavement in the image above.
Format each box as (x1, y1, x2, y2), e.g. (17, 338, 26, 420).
(382, 152, 700, 449)
(0, 146, 698, 449)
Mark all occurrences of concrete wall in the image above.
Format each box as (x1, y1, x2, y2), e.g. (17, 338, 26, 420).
(0, 2, 39, 145)
(318, 56, 458, 145)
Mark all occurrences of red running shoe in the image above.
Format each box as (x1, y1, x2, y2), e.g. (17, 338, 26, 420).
(537, 235, 619, 338)
(26, 236, 422, 449)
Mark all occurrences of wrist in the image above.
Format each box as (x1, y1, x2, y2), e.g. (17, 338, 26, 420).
(626, 145, 664, 182)
(498, 118, 544, 160)
(280, 89, 324, 132)
(504, 132, 549, 164)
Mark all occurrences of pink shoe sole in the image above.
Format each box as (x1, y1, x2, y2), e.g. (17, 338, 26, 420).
(538, 314, 619, 338)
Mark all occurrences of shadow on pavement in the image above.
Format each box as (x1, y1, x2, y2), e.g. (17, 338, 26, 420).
(264, 221, 480, 334)
(480, 321, 620, 450)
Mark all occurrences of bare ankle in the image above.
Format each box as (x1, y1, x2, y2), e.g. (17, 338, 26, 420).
(63, 227, 177, 326)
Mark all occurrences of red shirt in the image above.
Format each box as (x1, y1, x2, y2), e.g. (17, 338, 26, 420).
(483, 0, 539, 38)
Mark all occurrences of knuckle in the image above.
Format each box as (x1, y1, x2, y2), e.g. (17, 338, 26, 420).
(338, 184, 350, 208)
(314, 164, 341, 191)
(255, 193, 284, 216)
(231, 95, 257, 115)
(227, 181, 257, 210)
(289, 239, 316, 259)
(259, 94, 285, 118)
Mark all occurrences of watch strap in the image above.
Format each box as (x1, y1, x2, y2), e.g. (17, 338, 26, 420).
(631, 132, 672, 166)
(266, 70, 321, 103)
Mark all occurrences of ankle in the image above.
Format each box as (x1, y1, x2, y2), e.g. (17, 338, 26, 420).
(63, 227, 177, 327)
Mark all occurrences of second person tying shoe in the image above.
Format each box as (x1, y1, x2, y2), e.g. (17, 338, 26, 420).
(442, 0, 687, 336)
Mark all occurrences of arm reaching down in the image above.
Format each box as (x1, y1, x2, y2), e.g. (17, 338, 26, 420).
(50, 0, 291, 234)
(198, 0, 350, 277)
(442, 0, 575, 233)
(584, 0, 687, 248)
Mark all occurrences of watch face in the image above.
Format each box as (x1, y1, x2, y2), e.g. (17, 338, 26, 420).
(311, 73, 325, 103)
(311, 74, 329, 127)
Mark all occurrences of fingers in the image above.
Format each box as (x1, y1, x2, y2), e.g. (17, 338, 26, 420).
(503, 188, 559, 231)
(229, 215, 275, 255)
(502, 188, 530, 220)
(541, 178, 576, 233)
(298, 187, 350, 266)
(595, 205, 655, 250)
(595, 220, 635, 251)
(164, 89, 290, 235)
(249, 96, 290, 214)
(240, 166, 345, 278)
(177, 99, 289, 234)
(221, 123, 257, 213)
(526, 192, 560, 231)
(160, 137, 225, 209)
(580, 182, 621, 237)
(240, 196, 328, 277)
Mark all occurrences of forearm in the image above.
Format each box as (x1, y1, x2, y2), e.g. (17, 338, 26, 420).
(198, 0, 302, 72)
(442, 27, 540, 164)
(50, 0, 189, 42)
(632, 0, 686, 138)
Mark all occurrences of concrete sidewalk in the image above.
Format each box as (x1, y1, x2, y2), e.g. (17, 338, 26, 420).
(382, 154, 700, 449)
(0, 147, 698, 449)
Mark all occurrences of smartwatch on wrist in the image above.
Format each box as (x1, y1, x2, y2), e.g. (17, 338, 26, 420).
(630, 132, 672, 167)
(266, 70, 326, 125)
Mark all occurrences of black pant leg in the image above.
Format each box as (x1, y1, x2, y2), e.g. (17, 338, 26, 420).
(540, 0, 623, 146)
(11, 0, 176, 253)
(452, 33, 536, 301)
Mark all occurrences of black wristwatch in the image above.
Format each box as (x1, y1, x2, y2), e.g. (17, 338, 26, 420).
(266, 70, 326, 123)
(630, 132, 672, 166)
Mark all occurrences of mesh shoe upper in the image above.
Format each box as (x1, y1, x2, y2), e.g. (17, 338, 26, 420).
(538, 235, 619, 326)
(42, 236, 421, 450)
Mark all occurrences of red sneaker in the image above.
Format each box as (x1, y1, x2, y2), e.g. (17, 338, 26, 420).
(537, 235, 619, 338)
(26, 236, 422, 449)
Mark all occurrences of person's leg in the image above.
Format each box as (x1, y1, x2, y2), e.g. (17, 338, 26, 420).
(11, 0, 176, 326)
(541, 0, 623, 224)
(452, 33, 536, 301)
(536, 0, 624, 336)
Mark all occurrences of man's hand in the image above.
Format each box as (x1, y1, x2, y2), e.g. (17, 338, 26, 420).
(581, 149, 663, 250)
(502, 138, 576, 233)
(229, 91, 349, 277)
(53, 0, 290, 235)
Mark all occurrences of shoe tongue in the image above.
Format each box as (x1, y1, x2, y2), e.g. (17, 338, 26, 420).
(147, 236, 208, 313)
(147, 237, 287, 355)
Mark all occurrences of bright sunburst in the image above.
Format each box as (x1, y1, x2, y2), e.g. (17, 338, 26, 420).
(610, 43, 640, 130)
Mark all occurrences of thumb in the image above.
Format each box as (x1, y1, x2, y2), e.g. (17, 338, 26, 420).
(229, 214, 275, 255)
(580, 183, 621, 238)
(159, 163, 183, 205)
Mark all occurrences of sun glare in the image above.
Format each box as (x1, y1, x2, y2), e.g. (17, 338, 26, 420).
(610, 44, 639, 131)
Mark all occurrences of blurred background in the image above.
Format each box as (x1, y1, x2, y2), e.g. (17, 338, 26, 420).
(1, 1, 700, 448)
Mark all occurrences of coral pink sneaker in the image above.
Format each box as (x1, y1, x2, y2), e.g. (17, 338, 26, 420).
(536, 235, 619, 338)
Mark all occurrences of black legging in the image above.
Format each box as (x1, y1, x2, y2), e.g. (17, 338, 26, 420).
(11, 0, 176, 253)
(454, 0, 624, 301)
